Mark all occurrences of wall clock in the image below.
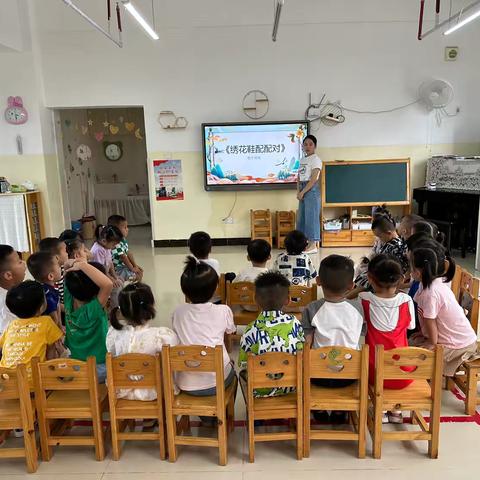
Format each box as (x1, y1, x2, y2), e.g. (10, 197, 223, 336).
(104, 141, 123, 161)
(4, 96, 28, 125)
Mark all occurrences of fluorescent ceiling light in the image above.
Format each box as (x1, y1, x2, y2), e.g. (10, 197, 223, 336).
(123, 1, 159, 40)
(444, 8, 480, 35)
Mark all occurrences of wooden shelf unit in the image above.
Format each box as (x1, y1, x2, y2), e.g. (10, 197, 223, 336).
(321, 159, 411, 248)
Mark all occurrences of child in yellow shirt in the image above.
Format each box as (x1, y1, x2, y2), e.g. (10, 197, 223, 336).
(0, 280, 63, 375)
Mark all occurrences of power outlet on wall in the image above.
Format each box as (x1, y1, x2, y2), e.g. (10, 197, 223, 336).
(222, 216, 234, 224)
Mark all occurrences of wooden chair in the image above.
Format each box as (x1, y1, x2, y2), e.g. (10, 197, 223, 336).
(303, 343, 369, 459)
(106, 353, 166, 460)
(162, 345, 237, 466)
(214, 273, 227, 304)
(32, 356, 108, 461)
(458, 270, 480, 333)
(0, 364, 37, 473)
(276, 210, 296, 248)
(251, 209, 272, 245)
(450, 264, 463, 301)
(225, 281, 260, 352)
(240, 351, 303, 462)
(451, 290, 480, 415)
(286, 285, 317, 314)
(368, 345, 443, 459)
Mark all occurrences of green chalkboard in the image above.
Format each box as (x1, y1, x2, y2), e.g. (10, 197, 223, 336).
(324, 161, 409, 205)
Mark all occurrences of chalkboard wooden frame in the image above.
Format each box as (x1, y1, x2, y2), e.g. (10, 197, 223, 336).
(321, 158, 411, 207)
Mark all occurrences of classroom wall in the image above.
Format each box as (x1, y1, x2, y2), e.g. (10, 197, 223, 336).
(1, 1, 479, 239)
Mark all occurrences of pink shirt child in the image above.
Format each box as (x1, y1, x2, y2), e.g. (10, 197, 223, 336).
(414, 278, 477, 350)
(90, 242, 113, 271)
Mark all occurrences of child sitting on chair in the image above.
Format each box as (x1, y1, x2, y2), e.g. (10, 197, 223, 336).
(302, 254, 363, 423)
(172, 256, 236, 396)
(273, 230, 317, 286)
(0, 244, 26, 335)
(39, 237, 69, 305)
(238, 271, 305, 397)
(108, 215, 144, 282)
(107, 282, 178, 401)
(0, 281, 63, 375)
(359, 254, 416, 424)
(64, 261, 113, 383)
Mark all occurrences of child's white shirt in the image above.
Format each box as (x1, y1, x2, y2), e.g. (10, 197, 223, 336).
(199, 258, 220, 276)
(172, 302, 235, 391)
(234, 266, 268, 283)
(0, 286, 16, 335)
(106, 324, 179, 400)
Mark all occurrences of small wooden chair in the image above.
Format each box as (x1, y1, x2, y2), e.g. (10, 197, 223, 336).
(0, 364, 38, 473)
(368, 345, 443, 459)
(32, 356, 108, 461)
(214, 273, 227, 304)
(451, 291, 480, 415)
(251, 209, 272, 245)
(276, 210, 296, 248)
(459, 270, 480, 333)
(286, 285, 317, 314)
(240, 351, 303, 462)
(303, 343, 369, 459)
(162, 345, 237, 466)
(106, 353, 166, 460)
(225, 281, 260, 351)
(450, 264, 463, 301)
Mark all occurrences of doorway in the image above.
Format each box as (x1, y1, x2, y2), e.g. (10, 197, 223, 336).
(54, 106, 152, 247)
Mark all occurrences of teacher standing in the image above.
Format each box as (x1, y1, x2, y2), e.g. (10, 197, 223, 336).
(296, 134, 322, 254)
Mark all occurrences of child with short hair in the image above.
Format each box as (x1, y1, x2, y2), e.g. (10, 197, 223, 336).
(39, 237, 69, 305)
(0, 280, 63, 375)
(107, 282, 179, 400)
(91, 225, 124, 306)
(359, 254, 416, 424)
(411, 221, 446, 245)
(188, 231, 220, 275)
(27, 252, 63, 327)
(108, 215, 143, 282)
(411, 247, 478, 377)
(172, 256, 236, 396)
(302, 254, 363, 423)
(234, 239, 271, 282)
(64, 261, 113, 382)
(398, 214, 424, 240)
(0, 245, 26, 335)
(273, 230, 317, 286)
(238, 271, 304, 397)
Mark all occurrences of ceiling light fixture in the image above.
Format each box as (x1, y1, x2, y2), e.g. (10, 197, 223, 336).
(122, 1, 159, 40)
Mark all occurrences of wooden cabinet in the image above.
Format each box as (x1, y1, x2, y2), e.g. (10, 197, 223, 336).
(0, 191, 45, 256)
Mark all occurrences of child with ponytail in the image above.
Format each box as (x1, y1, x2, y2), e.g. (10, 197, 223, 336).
(410, 247, 478, 376)
(172, 256, 236, 397)
(106, 283, 178, 400)
(91, 225, 124, 305)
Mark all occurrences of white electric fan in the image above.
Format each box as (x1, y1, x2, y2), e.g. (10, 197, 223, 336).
(418, 79, 455, 125)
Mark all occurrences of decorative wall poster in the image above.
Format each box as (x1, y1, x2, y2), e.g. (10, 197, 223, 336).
(153, 160, 184, 201)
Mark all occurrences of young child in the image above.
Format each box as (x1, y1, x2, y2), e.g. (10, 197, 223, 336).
(59, 230, 92, 262)
(108, 215, 143, 282)
(354, 216, 408, 292)
(0, 280, 63, 375)
(188, 231, 220, 275)
(398, 214, 424, 240)
(91, 225, 124, 306)
(238, 271, 305, 397)
(411, 221, 446, 245)
(0, 245, 26, 335)
(234, 239, 271, 282)
(172, 256, 236, 396)
(39, 237, 69, 305)
(359, 254, 416, 424)
(273, 230, 317, 286)
(27, 252, 63, 327)
(302, 255, 363, 423)
(107, 282, 179, 401)
(410, 247, 478, 377)
(64, 261, 113, 383)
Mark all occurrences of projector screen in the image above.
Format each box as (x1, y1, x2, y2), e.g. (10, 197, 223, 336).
(202, 121, 308, 191)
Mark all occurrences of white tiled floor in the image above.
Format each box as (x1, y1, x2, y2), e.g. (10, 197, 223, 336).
(3, 225, 479, 478)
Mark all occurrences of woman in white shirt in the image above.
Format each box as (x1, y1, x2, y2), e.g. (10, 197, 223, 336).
(297, 135, 322, 254)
